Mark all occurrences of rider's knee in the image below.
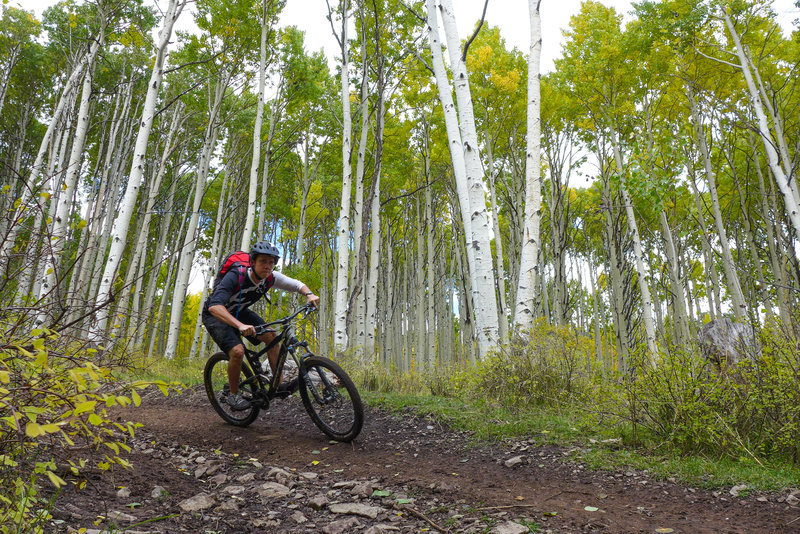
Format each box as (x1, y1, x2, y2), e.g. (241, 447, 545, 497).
(229, 345, 244, 361)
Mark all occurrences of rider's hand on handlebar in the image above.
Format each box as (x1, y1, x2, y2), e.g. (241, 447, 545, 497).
(238, 324, 255, 337)
(305, 293, 320, 309)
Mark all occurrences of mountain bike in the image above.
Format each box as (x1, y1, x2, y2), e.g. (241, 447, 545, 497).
(203, 304, 364, 442)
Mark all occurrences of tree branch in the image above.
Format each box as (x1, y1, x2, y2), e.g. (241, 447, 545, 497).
(462, 0, 489, 62)
(691, 45, 741, 70)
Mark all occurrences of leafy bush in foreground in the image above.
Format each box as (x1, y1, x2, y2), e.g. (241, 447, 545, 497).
(0, 329, 174, 533)
(629, 330, 800, 463)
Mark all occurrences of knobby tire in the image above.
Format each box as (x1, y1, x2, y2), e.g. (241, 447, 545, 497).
(204, 352, 260, 427)
(298, 356, 363, 442)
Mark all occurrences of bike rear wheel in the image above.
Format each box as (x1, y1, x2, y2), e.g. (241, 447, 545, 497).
(204, 352, 261, 427)
(299, 356, 363, 442)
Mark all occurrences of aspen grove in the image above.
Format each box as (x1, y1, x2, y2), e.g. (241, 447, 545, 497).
(3, 0, 800, 375)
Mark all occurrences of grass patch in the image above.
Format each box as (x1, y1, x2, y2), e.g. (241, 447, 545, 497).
(362, 390, 800, 492)
(123, 354, 206, 386)
(363, 390, 596, 444)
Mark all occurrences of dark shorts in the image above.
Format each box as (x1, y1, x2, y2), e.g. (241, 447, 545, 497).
(202, 308, 266, 355)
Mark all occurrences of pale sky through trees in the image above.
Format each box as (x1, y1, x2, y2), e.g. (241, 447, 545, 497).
(22, 0, 800, 73)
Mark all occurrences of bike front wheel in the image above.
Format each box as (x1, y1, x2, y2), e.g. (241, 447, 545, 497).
(299, 356, 363, 442)
(204, 352, 261, 427)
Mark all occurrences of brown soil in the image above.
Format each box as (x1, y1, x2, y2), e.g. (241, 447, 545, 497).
(46, 386, 799, 533)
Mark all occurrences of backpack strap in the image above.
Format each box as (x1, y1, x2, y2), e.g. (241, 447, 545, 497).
(235, 265, 247, 319)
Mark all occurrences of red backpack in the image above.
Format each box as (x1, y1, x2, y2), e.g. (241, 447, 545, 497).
(214, 251, 251, 288)
(213, 250, 276, 291)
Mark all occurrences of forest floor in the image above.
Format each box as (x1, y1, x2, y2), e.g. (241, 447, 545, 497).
(45, 386, 799, 534)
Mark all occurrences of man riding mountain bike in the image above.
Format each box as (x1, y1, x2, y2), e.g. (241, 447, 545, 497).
(201, 241, 320, 410)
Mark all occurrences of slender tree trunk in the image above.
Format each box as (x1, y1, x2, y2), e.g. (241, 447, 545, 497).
(364, 160, 381, 357)
(425, 170, 437, 365)
(438, 0, 499, 354)
(94, 0, 185, 336)
(610, 132, 657, 360)
(333, 0, 352, 353)
(242, 0, 270, 250)
(602, 177, 630, 369)
(754, 143, 792, 326)
(148, 188, 191, 359)
(36, 29, 105, 319)
(163, 66, 229, 359)
(0, 46, 92, 269)
(486, 144, 508, 343)
(348, 21, 370, 350)
(659, 209, 690, 345)
(514, 0, 543, 333)
(687, 165, 721, 320)
(686, 87, 747, 321)
(721, 10, 800, 239)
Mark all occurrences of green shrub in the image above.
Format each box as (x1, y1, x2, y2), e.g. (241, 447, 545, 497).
(625, 330, 800, 463)
(465, 320, 596, 409)
(0, 329, 176, 533)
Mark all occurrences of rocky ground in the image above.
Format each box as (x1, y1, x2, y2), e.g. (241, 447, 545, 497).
(45, 386, 800, 533)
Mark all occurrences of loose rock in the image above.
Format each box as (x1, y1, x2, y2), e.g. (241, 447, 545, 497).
(329, 502, 384, 519)
(178, 493, 215, 512)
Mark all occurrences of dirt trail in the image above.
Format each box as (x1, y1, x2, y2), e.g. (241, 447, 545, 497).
(47, 387, 799, 533)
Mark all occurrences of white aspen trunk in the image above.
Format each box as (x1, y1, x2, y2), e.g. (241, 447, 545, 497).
(295, 135, 323, 270)
(127, 106, 184, 341)
(364, 176, 380, 357)
(732, 167, 771, 320)
(37, 32, 104, 310)
(749, 51, 795, 199)
(514, 0, 543, 332)
(722, 10, 800, 236)
(611, 135, 658, 361)
(333, 0, 352, 353)
(425, 165, 437, 364)
(754, 147, 791, 326)
(415, 197, 426, 369)
(486, 146, 508, 343)
(20, 114, 71, 302)
(241, 0, 269, 250)
(0, 103, 32, 240)
(426, 0, 490, 356)
(0, 50, 90, 269)
(588, 253, 603, 367)
(658, 209, 690, 345)
(385, 229, 396, 366)
(94, 0, 184, 336)
(257, 101, 278, 239)
(688, 172, 721, 319)
(602, 177, 630, 367)
(540, 252, 550, 322)
(164, 66, 230, 359)
(545, 184, 562, 326)
(75, 81, 134, 313)
(349, 69, 369, 351)
(437, 0, 499, 355)
(447, 245, 457, 364)
(687, 88, 747, 321)
(147, 187, 191, 359)
(426, 3, 474, 254)
(0, 44, 20, 117)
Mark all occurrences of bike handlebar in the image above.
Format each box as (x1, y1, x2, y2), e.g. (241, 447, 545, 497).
(254, 303, 316, 335)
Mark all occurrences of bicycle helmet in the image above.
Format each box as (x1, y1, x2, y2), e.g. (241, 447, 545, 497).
(250, 240, 281, 263)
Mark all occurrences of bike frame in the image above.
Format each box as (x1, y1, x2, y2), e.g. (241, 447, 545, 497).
(238, 305, 317, 408)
